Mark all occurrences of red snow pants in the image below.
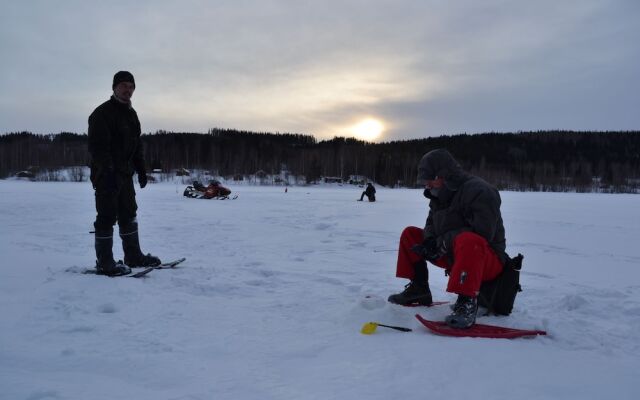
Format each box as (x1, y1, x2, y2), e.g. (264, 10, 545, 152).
(395, 226, 503, 297)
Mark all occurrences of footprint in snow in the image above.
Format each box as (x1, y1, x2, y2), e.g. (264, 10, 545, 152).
(61, 348, 75, 356)
(252, 269, 278, 277)
(314, 222, 334, 230)
(244, 261, 264, 267)
(61, 326, 95, 334)
(360, 295, 387, 310)
(26, 390, 60, 400)
(97, 303, 118, 313)
(313, 275, 344, 286)
(559, 294, 589, 311)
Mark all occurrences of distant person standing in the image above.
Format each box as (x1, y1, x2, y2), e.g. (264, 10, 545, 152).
(358, 182, 376, 202)
(88, 71, 160, 276)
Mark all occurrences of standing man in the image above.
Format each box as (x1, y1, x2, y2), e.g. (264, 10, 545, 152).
(387, 149, 507, 328)
(88, 71, 160, 276)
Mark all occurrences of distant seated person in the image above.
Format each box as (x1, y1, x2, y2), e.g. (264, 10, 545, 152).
(358, 182, 376, 202)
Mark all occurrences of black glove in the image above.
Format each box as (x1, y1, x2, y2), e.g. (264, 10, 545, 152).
(137, 170, 148, 188)
(411, 237, 440, 261)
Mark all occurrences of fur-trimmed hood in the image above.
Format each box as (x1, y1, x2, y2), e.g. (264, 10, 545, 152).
(417, 149, 470, 190)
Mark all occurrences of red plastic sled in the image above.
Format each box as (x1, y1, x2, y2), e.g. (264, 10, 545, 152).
(415, 314, 547, 339)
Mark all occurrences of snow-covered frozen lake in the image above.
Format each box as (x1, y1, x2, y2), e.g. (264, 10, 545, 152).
(1, 180, 638, 399)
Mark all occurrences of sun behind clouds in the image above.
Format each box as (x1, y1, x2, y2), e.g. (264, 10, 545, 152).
(350, 118, 385, 142)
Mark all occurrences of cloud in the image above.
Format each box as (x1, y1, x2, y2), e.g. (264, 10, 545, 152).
(1, 0, 638, 139)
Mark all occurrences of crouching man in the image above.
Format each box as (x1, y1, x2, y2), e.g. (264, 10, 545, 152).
(388, 149, 507, 328)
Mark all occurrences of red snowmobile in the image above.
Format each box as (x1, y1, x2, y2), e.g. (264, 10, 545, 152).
(183, 180, 237, 200)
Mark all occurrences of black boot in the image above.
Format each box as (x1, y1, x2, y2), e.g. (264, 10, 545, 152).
(120, 222, 161, 267)
(445, 295, 478, 329)
(95, 228, 131, 276)
(388, 261, 432, 305)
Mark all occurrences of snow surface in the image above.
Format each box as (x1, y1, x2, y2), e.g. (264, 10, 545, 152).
(0, 180, 638, 400)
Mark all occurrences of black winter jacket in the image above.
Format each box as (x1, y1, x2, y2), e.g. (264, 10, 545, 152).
(421, 149, 507, 264)
(365, 184, 376, 196)
(88, 96, 145, 184)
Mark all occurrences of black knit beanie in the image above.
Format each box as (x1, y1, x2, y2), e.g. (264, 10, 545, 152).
(112, 71, 135, 89)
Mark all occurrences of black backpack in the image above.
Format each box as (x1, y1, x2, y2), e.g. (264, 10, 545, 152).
(477, 253, 523, 316)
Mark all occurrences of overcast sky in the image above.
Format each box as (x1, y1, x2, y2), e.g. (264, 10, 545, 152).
(1, 0, 638, 141)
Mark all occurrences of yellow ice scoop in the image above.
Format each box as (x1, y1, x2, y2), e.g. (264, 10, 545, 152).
(361, 322, 412, 335)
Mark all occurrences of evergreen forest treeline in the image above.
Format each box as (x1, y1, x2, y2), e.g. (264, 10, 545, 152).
(1, 129, 639, 192)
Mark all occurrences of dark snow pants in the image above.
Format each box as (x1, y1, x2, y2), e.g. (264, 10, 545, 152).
(395, 226, 503, 297)
(93, 173, 138, 233)
(359, 192, 376, 201)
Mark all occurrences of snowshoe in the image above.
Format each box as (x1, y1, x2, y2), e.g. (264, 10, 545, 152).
(415, 314, 546, 338)
(95, 260, 131, 277)
(125, 253, 161, 268)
